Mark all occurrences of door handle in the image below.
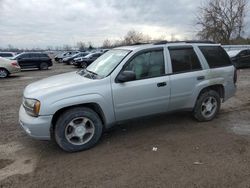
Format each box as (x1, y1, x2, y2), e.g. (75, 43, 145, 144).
(157, 82, 167, 87)
(197, 76, 205, 81)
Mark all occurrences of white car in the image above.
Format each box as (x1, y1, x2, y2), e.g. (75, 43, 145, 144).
(0, 57, 21, 78)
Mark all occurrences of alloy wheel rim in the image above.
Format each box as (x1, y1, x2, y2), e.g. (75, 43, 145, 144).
(201, 96, 218, 118)
(65, 117, 95, 145)
(0, 70, 7, 78)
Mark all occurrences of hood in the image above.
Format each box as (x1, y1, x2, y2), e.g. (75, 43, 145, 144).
(24, 71, 93, 98)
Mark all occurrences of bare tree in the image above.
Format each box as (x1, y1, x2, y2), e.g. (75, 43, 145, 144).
(62, 45, 72, 51)
(197, 0, 247, 44)
(76, 42, 86, 51)
(123, 30, 151, 45)
(102, 39, 112, 48)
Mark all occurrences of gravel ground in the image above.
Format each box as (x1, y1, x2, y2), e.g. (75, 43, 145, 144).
(0, 63, 250, 188)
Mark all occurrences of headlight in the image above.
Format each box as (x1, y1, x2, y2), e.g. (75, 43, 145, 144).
(23, 98, 41, 117)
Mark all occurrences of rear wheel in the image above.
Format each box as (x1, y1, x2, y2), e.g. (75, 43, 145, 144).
(0, 68, 9, 78)
(39, 62, 49, 70)
(193, 90, 221, 121)
(54, 107, 103, 152)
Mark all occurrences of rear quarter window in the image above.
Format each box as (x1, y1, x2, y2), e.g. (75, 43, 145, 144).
(199, 46, 232, 68)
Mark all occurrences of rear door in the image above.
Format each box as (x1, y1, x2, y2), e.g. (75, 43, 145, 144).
(168, 46, 206, 111)
(29, 53, 41, 68)
(112, 48, 170, 121)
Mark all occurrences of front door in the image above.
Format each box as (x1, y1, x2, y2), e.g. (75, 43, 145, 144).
(112, 49, 170, 121)
(18, 53, 31, 68)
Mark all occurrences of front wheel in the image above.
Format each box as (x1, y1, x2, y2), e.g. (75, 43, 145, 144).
(193, 90, 221, 122)
(55, 107, 103, 152)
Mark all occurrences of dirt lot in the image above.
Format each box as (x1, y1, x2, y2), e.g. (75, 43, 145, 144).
(0, 63, 250, 188)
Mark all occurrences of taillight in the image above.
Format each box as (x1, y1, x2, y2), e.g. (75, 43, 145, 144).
(11, 62, 19, 67)
(233, 68, 237, 84)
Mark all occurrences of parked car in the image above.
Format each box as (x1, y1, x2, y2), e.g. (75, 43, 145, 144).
(73, 52, 103, 68)
(0, 52, 16, 59)
(227, 49, 250, 69)
(19, 41, 237, 152)
(0, 57, 21, 78)
(12, 52, 53, 70)
(62, 52, 89, 65)
(54, 51, 79, 63)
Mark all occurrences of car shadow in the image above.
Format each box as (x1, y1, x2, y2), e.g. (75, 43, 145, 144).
(20, 111, 210, 155)
(7, 75, 22, 79)
(103, 111, 196, 136)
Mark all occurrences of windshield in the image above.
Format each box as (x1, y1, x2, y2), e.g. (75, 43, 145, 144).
(11, 53, 23, 60)
(85, 49, 130, 78)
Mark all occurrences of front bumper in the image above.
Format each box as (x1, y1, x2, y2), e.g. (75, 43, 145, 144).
(19, 105, 52, 140)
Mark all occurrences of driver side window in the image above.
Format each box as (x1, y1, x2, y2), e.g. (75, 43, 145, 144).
(124, 49, 165, 80)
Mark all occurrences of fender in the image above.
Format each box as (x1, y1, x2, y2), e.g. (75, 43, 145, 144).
(40, 93, 116, 126)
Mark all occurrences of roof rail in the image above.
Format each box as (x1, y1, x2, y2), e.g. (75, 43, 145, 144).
(130, 42, 150, 46)
(153, 40, 216, 45)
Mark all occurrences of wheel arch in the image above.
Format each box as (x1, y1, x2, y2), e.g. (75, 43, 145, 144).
(197, 84, 225, 101)
(50, 103, 106, 137)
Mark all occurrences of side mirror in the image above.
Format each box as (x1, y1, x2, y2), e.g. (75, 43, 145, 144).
(117, 71, 136, 83)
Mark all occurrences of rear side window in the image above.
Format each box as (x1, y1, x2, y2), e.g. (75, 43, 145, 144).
(41, 54, 49, 58)
(169, 47, 202, 74)
(31, 53, 39, 58)
(199, 46, 232, 68)
(20, 53, 30, 58)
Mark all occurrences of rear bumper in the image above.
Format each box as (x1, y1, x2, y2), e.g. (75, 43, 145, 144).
(9, 67, 21, 74)
(19, 105, 52, 140)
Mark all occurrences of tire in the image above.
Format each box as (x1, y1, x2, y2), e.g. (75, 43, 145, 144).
(54, 107, 103, 152)
(193, 90, 221, 122)
(81, 62, 87, 69)
(0, 68, 9, 78)
(39, 62, 49, 70)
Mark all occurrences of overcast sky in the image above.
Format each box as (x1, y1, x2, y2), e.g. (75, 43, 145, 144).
(0, 0, 249, 49)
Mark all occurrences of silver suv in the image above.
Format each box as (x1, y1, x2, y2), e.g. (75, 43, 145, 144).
(19, 41, 237, 152)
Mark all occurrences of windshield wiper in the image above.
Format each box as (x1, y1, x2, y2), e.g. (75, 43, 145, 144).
(86, 69, 98, 76)
(85, 69, 101, 79)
